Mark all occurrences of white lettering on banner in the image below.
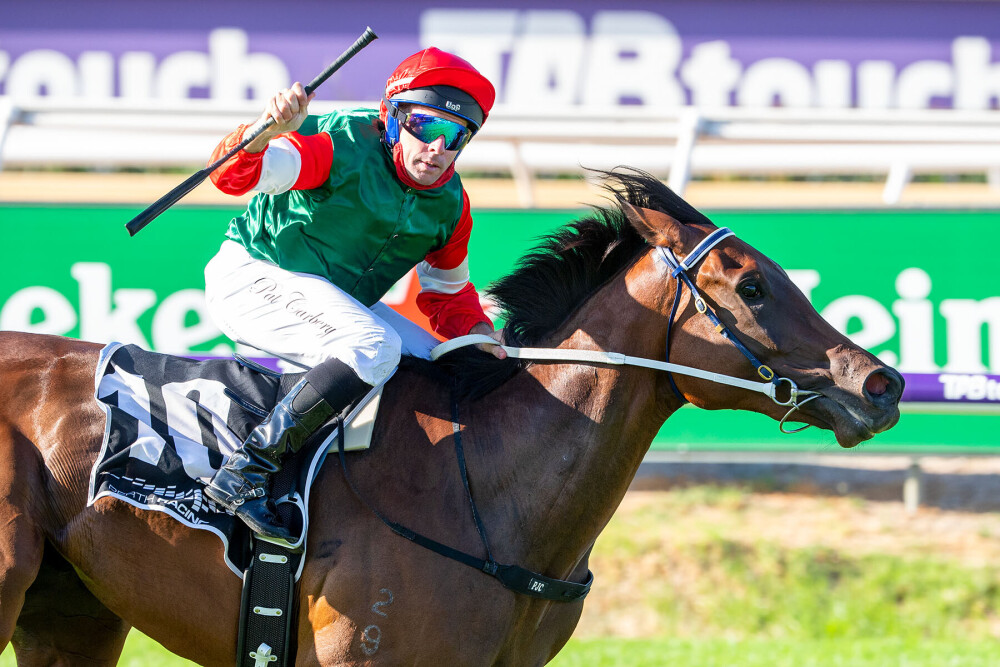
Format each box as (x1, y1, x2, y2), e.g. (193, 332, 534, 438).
(583, 11, 685, 107)
(156, 50, 210, 99)
(857, 61, 896, 109)
(897, 59, 954, 109)
(822, 295, 898, 364)
(420, 9, 1000, 110)
(953, 37, 1000, 110)
(0, 286, 77, 335)
(418, 9, 518, 91)
(940, 298, 1000, 373)
(814, 60, 853, 108)
(892, 268, 937, 372)
(2, 264, 999, 372)
(2, 11, 998, 109)
(120, 52, 156, 99)
(681, 41, 743, 108)
(5, 50, 77, 97)
(939, 374, 1000, 401)
(0, 262, 228, 355)
(153, 289, 227, 355)
(505, 11, 586, 107)
(738, 58, 814, 108)
(0, 28, 288, 101)
(79, 51, 114, 97)
(72, 263, 157, 348)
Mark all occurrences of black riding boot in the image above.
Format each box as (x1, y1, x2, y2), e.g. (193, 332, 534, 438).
(203, 358, 369, 547)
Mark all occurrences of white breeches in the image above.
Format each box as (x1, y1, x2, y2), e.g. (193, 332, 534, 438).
(204, 241, 440, 384)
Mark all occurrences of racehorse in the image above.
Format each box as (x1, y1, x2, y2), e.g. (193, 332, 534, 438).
(0, 170, 902, 666)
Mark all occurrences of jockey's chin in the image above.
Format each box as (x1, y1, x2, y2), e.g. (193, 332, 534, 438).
(408, 156, 453, 184)
(403, 145, 458, 185)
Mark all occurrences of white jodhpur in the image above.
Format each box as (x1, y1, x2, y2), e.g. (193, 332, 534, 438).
(205, 240, 440, 383)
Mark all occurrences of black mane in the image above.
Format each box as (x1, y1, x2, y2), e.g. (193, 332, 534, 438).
(437, 168, 712, 399)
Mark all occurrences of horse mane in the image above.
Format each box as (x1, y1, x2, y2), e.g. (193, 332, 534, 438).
(436, 167, 713, 400)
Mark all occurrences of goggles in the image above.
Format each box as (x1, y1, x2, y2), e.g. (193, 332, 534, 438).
(400, 111, 473, 151)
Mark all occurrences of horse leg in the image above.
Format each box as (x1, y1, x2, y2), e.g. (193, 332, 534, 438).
(0, 426, 46, 653)
(11, 544, 130, 666)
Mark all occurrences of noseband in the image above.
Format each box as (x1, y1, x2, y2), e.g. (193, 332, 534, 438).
(432, 227, 821, 434)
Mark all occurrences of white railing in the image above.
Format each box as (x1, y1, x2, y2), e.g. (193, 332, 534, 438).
(3, 96, 1000, 206)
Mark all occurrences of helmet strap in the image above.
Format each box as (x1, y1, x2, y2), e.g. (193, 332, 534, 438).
(382, 96, 406, 147)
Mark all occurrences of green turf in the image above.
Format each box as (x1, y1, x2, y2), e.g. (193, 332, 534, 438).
(0, 630, 196, 666)
(4, 635, 998, 666)
(590, 486, 1000, 642)
(550, 638, 1000, 666)
(2, 488, 998, 664)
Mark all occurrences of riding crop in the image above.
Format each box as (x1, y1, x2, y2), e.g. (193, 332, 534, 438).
(125, 26, 378, 237)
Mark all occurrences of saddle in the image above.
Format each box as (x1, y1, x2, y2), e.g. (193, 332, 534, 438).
(88, 342, 385, 576)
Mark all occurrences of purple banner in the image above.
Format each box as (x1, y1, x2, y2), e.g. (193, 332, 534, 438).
(3, 1, 1000, 109)
(903, 373, 1000, 404)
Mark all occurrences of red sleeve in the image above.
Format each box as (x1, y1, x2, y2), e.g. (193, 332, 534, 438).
(209, 124, 265, 195)
(285, 131, 333, 190)
(415, 190, 492, 339)
(209, 127, 333, 194)
(417, 283, 491, 339)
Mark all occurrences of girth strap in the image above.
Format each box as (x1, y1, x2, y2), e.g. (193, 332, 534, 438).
(336, 414, 593, 602)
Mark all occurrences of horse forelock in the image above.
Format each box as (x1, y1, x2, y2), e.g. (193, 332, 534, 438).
(440, 168, 713, 400)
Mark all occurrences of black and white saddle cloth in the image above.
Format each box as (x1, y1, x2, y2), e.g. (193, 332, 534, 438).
(88, 342, 340, 576)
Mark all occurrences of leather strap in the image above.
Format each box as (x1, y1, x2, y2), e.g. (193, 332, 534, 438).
(336, 415, 593, 602)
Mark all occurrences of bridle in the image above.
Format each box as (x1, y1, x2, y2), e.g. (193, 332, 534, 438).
(655, 227, 821, 432)
(432, 226, 822, 434)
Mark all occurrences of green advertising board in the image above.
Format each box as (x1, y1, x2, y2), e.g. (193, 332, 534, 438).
(1, 203, 998, 452)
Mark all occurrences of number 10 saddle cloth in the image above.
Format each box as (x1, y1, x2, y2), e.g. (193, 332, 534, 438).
(88, 342, 383, 577)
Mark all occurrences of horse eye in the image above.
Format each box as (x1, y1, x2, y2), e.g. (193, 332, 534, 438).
(739, 280, 764, 301)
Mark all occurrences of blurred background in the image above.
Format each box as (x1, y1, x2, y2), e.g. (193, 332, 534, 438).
(2, 1, 1000, 665)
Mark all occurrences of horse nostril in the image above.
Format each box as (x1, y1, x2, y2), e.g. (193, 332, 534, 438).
(865, 373, 888, 396)
(864, 369, 904, 404)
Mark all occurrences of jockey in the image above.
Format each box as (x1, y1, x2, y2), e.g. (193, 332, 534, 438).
(202, 47, 506, 548)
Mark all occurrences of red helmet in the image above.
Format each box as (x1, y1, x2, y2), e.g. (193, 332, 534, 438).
(380, 47, 496, 136)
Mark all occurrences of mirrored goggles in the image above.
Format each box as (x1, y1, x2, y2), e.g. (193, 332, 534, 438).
(401, 112, 473, 151)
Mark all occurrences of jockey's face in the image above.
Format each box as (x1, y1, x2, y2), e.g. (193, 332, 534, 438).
(397, 105, 469, 186)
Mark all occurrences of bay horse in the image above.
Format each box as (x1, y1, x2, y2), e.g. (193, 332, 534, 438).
(0, 170, 902, 665)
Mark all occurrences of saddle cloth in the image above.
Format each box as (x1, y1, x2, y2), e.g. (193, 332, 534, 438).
(88, 342, 384, 577)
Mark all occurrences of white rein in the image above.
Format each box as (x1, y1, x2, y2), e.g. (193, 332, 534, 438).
(430, 334, 820, 432)
(429, 225, 822, 433)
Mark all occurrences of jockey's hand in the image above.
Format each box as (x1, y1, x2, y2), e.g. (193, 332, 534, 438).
(469, 322, 507, 360)
(245, 83, 315, 153)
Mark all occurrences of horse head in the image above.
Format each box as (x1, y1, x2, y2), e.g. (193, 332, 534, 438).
(620, 193, 903, 448)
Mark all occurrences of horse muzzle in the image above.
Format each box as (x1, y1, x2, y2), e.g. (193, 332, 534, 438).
(799, 366, 904, 447)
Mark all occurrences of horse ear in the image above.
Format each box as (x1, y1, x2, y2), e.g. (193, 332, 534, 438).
(619, 198, 694, 250)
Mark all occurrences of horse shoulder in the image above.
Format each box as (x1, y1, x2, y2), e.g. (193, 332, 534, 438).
(0, 333, 108, 523)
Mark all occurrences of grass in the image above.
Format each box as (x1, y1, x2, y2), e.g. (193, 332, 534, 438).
(0, 631, 197, 666)
(550, 638, 1000, 666)
(5, 635, 999, 666)
(4, 486, 1000, 664)
(582, 486, 1000, 642)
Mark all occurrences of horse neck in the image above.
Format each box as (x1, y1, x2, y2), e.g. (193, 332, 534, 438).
(468, 254, 680, 576)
